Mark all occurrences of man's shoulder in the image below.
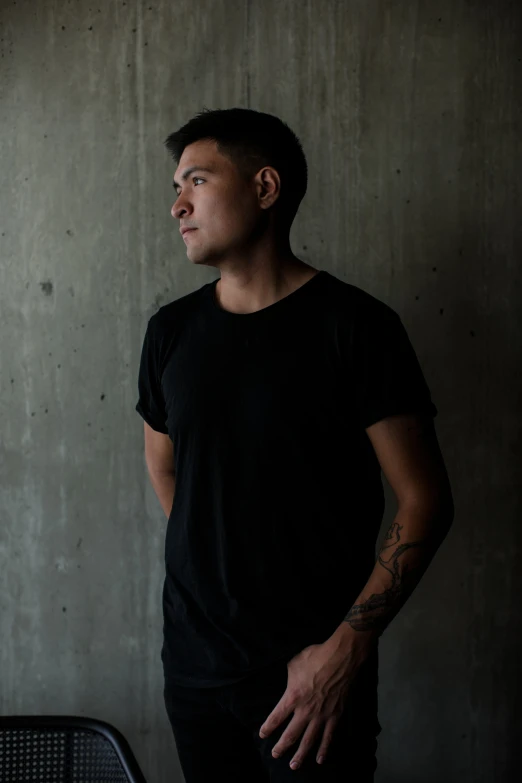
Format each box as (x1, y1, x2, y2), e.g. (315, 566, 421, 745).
(322, 272, 399, 323)
(148, 282, 210, 332)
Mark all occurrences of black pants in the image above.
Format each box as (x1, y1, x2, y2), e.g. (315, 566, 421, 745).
(164, 656, 379, 782)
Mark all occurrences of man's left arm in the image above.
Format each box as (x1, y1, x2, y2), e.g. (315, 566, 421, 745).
(327, 411, 454, 661)
(258, 412, 454, 772)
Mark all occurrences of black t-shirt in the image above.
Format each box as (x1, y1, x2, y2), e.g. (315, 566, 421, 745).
(135, 269, 437, 733)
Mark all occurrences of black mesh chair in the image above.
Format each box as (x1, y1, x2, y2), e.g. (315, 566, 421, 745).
(0, 716, 148, 782)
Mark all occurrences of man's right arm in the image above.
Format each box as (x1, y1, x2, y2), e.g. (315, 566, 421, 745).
(143, 421, 176, 519)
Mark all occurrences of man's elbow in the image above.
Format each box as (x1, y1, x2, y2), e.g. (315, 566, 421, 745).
(401, 483, 455, 538)
(427, 489, 455, 542)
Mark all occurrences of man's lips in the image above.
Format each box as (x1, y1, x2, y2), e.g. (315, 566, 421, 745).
(180, 227, 197, 236)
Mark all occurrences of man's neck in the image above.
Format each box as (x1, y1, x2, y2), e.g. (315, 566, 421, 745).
(215, 259, 319, 315)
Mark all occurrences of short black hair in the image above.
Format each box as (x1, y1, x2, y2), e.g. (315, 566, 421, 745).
(164, 107, 308, 229)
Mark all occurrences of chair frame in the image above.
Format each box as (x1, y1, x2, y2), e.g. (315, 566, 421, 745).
(0, 715, 148, 783)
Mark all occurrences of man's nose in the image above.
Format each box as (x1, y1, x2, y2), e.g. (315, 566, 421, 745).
(171, 201, 188, 219)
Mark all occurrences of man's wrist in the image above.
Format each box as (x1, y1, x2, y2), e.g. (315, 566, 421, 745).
(326, 619, 380, 665)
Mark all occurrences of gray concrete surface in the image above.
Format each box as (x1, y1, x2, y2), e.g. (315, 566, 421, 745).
(1, 1, 521, 781)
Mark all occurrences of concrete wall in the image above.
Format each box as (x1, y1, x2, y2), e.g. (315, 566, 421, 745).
(1, 1, 520, 781)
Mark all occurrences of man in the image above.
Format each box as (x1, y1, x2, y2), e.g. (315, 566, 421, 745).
(135, 108, 454, 782)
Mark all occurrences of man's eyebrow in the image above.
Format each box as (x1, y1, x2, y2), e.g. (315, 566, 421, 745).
(173, 166, 214, 190)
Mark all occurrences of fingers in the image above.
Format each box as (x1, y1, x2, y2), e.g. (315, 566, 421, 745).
(272, 713, 338, 771)
(288, 720, 320, 771)
(271, 713, 321, 770)
(314, 715, 338, 764)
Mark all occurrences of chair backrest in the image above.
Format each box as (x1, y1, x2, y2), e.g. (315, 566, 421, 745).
(0, 715, 148, 783)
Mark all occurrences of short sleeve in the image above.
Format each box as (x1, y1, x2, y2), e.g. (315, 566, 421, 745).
(351, 304, 438, 430)
(135, 315, 169, 434)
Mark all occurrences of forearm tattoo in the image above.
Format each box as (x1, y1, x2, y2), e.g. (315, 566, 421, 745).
(343, 521, 432, 633)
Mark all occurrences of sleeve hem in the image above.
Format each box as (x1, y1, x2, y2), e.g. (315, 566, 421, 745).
(135, 401, 169, 434)
(361, 401, 438, 430)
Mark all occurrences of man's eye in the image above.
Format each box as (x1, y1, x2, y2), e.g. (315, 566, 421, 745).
(175, 177, 204, 197)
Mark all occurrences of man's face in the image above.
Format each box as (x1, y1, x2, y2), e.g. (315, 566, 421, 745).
(171, 139, 263, 267)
